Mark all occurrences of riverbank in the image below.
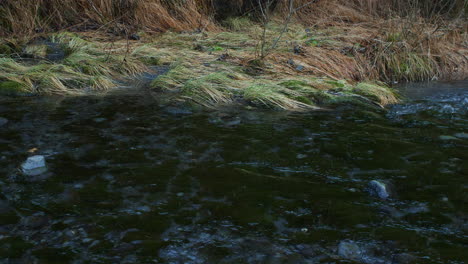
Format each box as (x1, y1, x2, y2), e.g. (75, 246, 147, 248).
(0, 1, 466, 111)
(0, 28, 400, 111)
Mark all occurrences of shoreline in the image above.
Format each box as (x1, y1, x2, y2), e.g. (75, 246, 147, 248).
(0, 18, 466, 111)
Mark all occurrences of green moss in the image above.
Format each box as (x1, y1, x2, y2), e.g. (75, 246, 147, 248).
(294, 96, 313, 105)
(0, 80, 31, 95)
(353, 82, 398, 105)
(325, 79, 349, 89)
(210, 45, 224, 52)
(279, 80, 311, 90)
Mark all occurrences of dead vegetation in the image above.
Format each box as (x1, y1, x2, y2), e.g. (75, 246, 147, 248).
(0, 0, 466, 109)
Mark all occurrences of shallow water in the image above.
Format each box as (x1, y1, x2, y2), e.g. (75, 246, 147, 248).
(0, 82, 467, 263)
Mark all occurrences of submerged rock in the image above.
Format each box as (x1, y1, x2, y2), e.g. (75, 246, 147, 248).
(338, 240, 361, 260)
(0, 117, 8, 127)
(368, 180, 392, 200)
(21, 155, 48, 176)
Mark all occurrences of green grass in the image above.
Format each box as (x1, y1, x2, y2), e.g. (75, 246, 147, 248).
(0, 33, 165, 95)
(352, 82, 398, 105)
(182, 72, 235, 107)
(243, 81, 315, 110)
(150, 64, 194, 90)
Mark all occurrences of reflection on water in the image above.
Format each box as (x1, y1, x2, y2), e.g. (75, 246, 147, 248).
(0, 82, 466, 263)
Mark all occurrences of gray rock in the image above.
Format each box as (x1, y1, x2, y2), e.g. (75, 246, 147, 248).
(338, 240, 361, 260)
(296, 65, 305, 71)
(0, 117, 8, 127)
(21, 155, 48, 176)
(368, 180, 392, 199)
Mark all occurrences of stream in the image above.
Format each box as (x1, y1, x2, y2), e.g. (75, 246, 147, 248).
(0, 81, 467, 263)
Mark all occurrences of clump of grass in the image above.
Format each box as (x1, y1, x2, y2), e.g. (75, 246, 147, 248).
(182, 72, 235, 107)
(89, 75, 115, 91)
(371, 45, 436, 82)
(243, 82, 316, 110)
(131, 45, 164, 65)
(352, 82, 398, 105)
(150, 64, 194, 90)
(50, 32, 89, 55)
(0, 32, 164, 95)
(279, 78, 336, 104)
(23, 44, 48, 58)
(52, 33, 148, 76)
(0, 56, 117, 95)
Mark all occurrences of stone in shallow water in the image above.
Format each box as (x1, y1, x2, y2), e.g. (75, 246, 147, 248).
(21, 155, 47, 176)
(368, 180, 391, 200)
(338, 240, 361, 260)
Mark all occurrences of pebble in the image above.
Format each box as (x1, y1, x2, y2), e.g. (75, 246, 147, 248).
(368, 180, 391, 199)
(296, 65, 305, 71)
(21, 155, 48, 176)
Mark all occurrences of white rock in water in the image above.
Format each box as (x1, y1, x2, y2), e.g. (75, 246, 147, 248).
(338, 240, 361, 260)
(21, 155, 47, 176)
(369, 180, 390, 199)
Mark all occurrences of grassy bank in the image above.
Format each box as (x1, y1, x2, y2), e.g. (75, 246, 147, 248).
(0, 0, 466, 110)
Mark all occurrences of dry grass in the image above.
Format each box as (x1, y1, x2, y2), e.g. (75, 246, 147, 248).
(0, 0, 216, 36)
(0, 0, 466, 104)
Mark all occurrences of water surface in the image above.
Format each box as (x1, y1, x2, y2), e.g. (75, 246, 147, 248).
(0, 82, 466, 263)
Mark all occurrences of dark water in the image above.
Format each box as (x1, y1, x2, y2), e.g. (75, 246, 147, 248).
(0, 82, 467, 264)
